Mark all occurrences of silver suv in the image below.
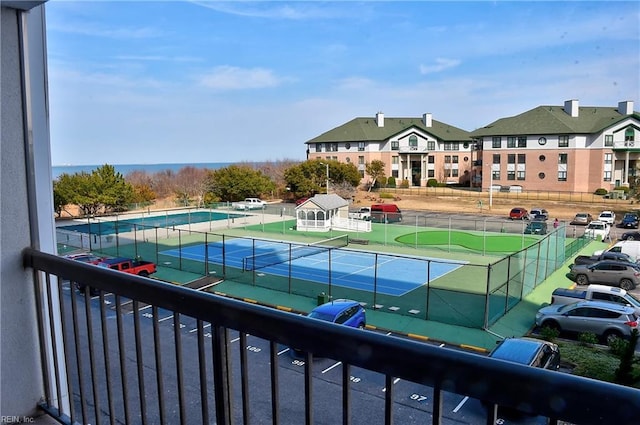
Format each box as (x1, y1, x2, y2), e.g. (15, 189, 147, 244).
(569, 260, 640, 290)
(535, 300, 639, 343)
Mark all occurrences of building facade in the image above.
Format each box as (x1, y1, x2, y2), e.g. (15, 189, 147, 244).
(305, 112, 475, 187)
(471, 100, 640, 193)
(306, 100, 639, 193)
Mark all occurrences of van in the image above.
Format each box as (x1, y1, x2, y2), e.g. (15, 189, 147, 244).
(594, 240, 640, 261)
(370, 204, 402, 223)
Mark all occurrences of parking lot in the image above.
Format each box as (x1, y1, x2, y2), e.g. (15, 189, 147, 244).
(65, 283, 551, 425)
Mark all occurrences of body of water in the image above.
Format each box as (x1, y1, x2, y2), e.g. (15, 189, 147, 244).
(52, 162, 233, 180)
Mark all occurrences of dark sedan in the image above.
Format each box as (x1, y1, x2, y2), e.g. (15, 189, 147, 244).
(620, 212, 640, 229)
(621, 231, 640, 241)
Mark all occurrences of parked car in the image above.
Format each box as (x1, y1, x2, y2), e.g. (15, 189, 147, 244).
(597, 210, 616, 225)
(307, 299, 366, 329)
(509, 207, 529, 220)
(550, 284, 640, 316)
(620, 212, 640, 229)
(488, 337, 560, 370)
(621, 231, 640, 241)
(594, 240, 640, 261)
(295, 197, 310, 206)
(568, 260, 640, 290)
(570, 212, 593, 225)
(292, 299, 366, 356)
(482, 337, 560, 416)
(535, 300, 639, 344)
(572, 251, 637, 267)
(529, 208, 549, 221)
(370, 204, 402, 223)
(524, 221, 547, 235)
(583, 220, 610, 241)
(64, 252, 107, 295)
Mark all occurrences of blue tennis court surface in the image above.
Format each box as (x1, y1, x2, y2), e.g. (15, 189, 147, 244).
(160, 238, 464, 296)
(59, 211, 246, 236)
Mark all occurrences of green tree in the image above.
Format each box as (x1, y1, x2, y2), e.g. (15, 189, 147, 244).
(53, 177, 73, 217)
(53, 165, 134, 215)
(283, 159, 360, 198)
(206, 165, 275, 201)
(365, 160, 386, 192)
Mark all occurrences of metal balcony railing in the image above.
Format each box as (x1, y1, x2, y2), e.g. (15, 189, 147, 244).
(23, 248, 640, 425)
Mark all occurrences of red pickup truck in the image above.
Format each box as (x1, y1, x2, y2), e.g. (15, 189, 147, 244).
(97, 257, 157, 277)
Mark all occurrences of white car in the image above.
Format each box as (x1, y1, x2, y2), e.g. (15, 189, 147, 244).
(584, 220, 611, 241)
(598, 210, 616, 225)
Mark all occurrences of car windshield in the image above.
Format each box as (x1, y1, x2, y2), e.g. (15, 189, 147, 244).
(588, 223, 604, 229)
(600, 213, 612, 218)
(308, 311, 335, 322)
(625, 293, 640, 307)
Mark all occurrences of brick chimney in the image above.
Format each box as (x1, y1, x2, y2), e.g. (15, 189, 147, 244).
(563, 99, 579, 117)
(423, 113, 433, 127)
(376, 112, 384, 127)
(618, 100, 634, 115)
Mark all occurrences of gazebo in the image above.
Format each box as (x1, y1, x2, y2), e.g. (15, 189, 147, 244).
(295, 194, 371, 232)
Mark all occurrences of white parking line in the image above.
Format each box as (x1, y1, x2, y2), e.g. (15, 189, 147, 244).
(382, 377, 401, 392)
(321, 362, 342, 374)
(277, 347, 290, 356)
(188, 323, 212, 333)
(157, 314, 174, 323)
(453, 396, 469, 412)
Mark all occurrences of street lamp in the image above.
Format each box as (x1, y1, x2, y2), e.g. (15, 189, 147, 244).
(320, 162, 330, 194)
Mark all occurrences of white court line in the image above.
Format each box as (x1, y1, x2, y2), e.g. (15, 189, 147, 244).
(453, 396, 469, 412)
(322, 362, 342, 374)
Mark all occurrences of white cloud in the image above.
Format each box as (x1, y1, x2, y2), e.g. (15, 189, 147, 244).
(419, 58, 462, 75)
(198, 66, 284, 90)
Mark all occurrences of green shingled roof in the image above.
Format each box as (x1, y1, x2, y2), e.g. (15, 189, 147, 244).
(306, 116, 471, 144)
(470, 105, 639, 137)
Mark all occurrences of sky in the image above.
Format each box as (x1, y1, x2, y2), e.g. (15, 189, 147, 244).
(45, 0, 640, 166)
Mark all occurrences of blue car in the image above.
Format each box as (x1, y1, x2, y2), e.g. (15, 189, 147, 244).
(308, 299, 366, 329)
(621, 213, 639, 229)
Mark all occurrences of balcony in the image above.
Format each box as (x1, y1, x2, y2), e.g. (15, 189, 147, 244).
(23, 248, 640, 425)
(612, 140, 640, 151)
(398, 146, 428, 153)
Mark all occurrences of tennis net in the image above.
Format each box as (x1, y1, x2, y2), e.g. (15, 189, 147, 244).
(243, 234, 348, 271)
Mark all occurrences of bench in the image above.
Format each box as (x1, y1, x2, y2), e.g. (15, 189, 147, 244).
(349, 238, 369, 245)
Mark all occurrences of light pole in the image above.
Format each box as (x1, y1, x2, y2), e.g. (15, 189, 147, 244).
(320, 162, 329, 194)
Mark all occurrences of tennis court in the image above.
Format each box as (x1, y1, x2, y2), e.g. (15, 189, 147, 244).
(159, 236, 465, 296)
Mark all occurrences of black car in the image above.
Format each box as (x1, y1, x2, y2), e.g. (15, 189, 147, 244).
(483, 338, 560, 416)
(621, 213, 640, 229)
(621, 231, 640, 241)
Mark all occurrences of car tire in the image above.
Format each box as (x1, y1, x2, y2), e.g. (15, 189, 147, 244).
(619, 279, 634, 291)
(358, 323, 365, 330)
(627, 235, 636, 241)
(139, 271, 149, 278)
(603, 330, 623, 345)
(575, 274, 589, 286)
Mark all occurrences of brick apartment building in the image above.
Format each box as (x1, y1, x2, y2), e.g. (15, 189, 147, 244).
(306, 100, 639, 193)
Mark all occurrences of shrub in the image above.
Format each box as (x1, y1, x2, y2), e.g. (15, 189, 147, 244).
(608, 336, 629, 357)
(378, 176, 388, 188)
(426, 179, 438, 187)
(578, 332, 598, 346)
(614, 186, 630, 193)
(539, 326, 559, 342)
(614, 329, 640, 386)
(387, 176, 396, 188)
(400, 179, 410, 188)
(594, 188, 608, 195)
(379, 192, 394, 199)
